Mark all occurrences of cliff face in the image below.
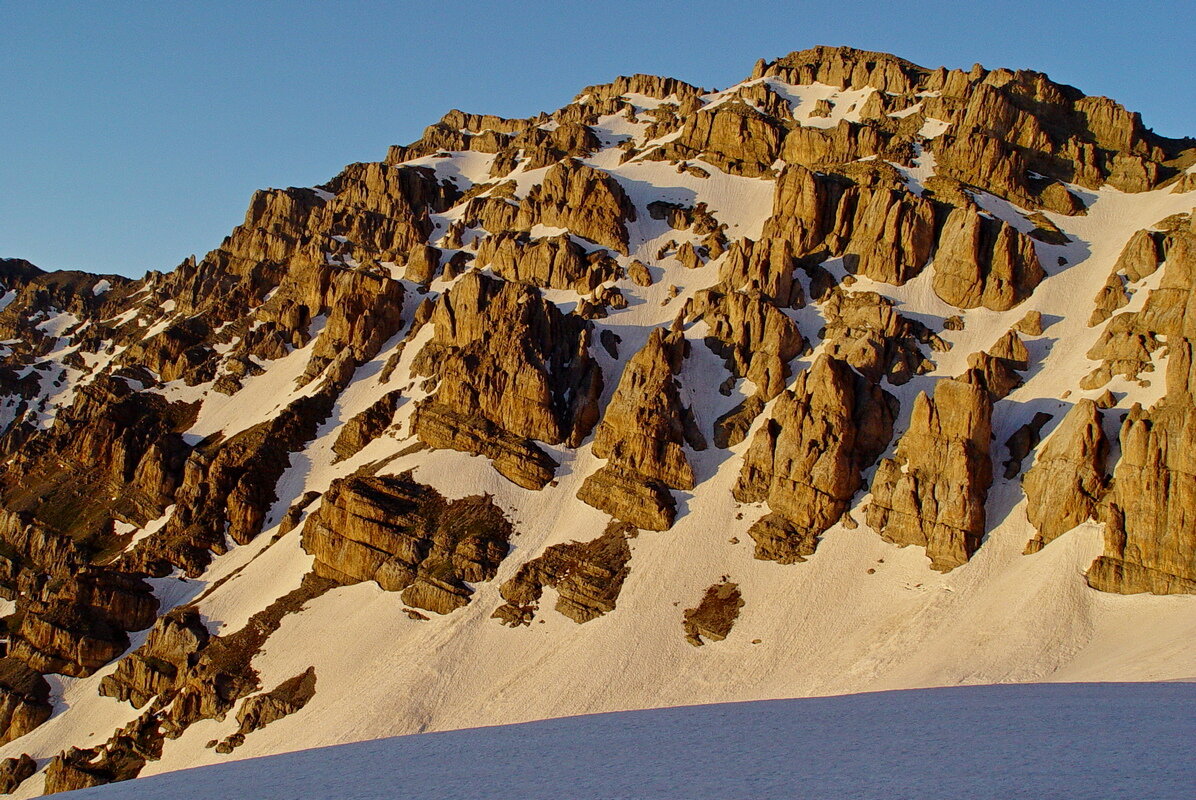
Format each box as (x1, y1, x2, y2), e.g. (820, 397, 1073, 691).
(0, 45, 1194, 795)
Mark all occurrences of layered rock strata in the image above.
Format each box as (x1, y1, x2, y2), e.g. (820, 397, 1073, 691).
(301, 473, 513, 614)
(493, 521, 635, 625)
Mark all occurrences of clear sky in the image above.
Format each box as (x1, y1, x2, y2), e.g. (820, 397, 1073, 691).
(2, 1, 1193, 278)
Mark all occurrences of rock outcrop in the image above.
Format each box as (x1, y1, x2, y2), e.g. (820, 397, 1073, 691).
(215, 667, 317, 753)
(0, 753, 35, 794)
(932, 205, 1045, 311)
(42, 710, 163, 795)
(475, 232, 620, 292)
(1083, 214, 1194, 388)
(301, 473, 513, 614)
(0, 658, 52, 746)
(866, 376, 994, 571)
(412, 272, 602, 488)
(684, 288, 804, 400)
(734, 356, 897, 563)
(331, 390, 401, 463)
(1088, 265, 1196, 593)
(682, 580, 744, 646)
(98, 609, 211, 708)
(124, 385, 338, 578)
(820, 289, 942, 385)
(653, 100, 784, 177)
(577, 330, 701, 530)
(514, 160, 636, 253)
(493, 521, 635, 625)
(966, 330, 1030, 400)
(0, 45, 1192, 778)
(1023, 400, 1108, 552)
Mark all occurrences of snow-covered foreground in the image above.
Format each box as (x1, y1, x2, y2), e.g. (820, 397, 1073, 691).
(62, 683, 1196, 799)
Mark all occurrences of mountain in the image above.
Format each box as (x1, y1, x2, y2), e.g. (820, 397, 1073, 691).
(0, 44, 1193, 796)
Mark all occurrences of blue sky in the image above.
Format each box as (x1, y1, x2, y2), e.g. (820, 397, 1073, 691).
(2, 1, 1192, 278)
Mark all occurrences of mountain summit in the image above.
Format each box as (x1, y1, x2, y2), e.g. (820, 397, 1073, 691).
(0, 45, 1193, 795)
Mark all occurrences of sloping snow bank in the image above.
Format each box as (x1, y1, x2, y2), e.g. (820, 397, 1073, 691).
(64, 682, 1195, 800)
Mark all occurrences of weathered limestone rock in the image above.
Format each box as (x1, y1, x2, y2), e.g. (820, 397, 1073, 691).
(713, 395, 766, 449)
(514, 160, 636, 254)
(10, 603, 129, 678)
(298, 268, 407, 386)
(1089, 229, 1164, 327)
(99, 609, 211, 708)
(0, 372, 194, 541)
(1084, 215, 1195, 385)
(655, 100, 784, 177)
(1012, 310, 1043, 336)
(836, 186, 936, 285)
(734, 356, 897, 563)
(0, 753, 35, 794)
(1088, 274, 1130, 327)
(933, 204, 1045, 311)
(684, 288, 804, 399)
(475, 232, 619, 292)
(412, 272, 602, 487)
(0, 659, 52, 746)
(278, 491, 322, 537)
(1002, 411, 1054, 479)
(1025, 212, 1071, 245)
(1023, 400, 1108, 552)
(966, 331, 1030, 400)
(780, 121, 913, 169)
(820, 289, 942, 385)
(402, 244, 441, 285)
(577, 330, 701, 530)
(331, 390, 401, 463)
(683, 580, 744, 646)
(755, 46, 926, 95)
(301, 473, 512, 614)
(627, 260, 653, 287)
(483, 122, 603, 177)
(1088, 330, 1196, 593)
(155, 574, 334, 740)
(411, 405, 558, 490)
(716, 238, 804, 308)
(229, 667, 316, 742)
(866, 376, 993, 571)
(762, 164, 832, 254)
(576, 466, 679, 532)
(125, 385, 338, 578)
(744, 512, 819, 565)
(931, 132, 1038, 210)
(493, 521, 634, 625)
(42, 710, 163, 795)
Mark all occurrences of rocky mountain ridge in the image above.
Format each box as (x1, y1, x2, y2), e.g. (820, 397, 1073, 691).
(0, 45, 1193, 796)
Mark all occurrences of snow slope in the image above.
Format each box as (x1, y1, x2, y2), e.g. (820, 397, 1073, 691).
(62, 683, 1196, 800)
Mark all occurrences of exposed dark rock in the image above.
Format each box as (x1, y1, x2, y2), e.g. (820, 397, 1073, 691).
(301, 473, 512, 614)
(332, 390, 401, 463)
(0, 753, 35, 794)
(0, 658, 52, 745)
(683, 580, 744, 646)
(1024, 400, 1107, 552)
(866, 375, 993, 571)
(734, 356, 897, 562)
(215, 667, 317, 752)
(494, 521, 634, 625)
